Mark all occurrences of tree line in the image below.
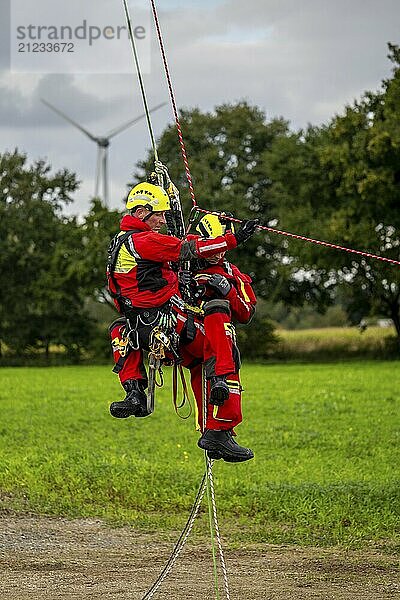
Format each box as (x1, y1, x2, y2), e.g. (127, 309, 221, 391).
(1, 44, 399, 360)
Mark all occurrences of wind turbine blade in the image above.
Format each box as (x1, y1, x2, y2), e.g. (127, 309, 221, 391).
(106, 102, 167, 139)
(41, 98, 99, 143)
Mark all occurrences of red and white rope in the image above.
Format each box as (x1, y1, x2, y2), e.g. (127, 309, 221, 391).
(193, 208, 400, 267)
(149, 0, 197, 206)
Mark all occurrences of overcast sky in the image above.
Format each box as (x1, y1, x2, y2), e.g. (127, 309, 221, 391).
(1, 0, 399, 215)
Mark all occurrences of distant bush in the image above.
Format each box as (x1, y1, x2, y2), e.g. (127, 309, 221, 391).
(273, 327, 399, 361)
(236, 316, 279, 361)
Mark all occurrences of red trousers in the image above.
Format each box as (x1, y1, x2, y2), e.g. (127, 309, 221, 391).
(188, 364, 242, 432)
(109, 304, 243, 431)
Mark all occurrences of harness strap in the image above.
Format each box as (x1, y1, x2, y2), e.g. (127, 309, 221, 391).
(110, 317, 137, 373)
(107, 229, 140, 312)
(112, 355, 127, 374)
(172, 364, 192, 419)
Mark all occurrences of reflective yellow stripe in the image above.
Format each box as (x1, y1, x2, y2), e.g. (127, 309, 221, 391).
(226, 379, 240, 388)
(213, 405, 233, 422)
(238, 276, 250, 303)
(224, 322, 236, 342)
(194, 387, 200, 431)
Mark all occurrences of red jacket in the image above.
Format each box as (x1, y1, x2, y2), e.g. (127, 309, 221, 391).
(195, 262, 257, 323)
(107, 215, 238, 310)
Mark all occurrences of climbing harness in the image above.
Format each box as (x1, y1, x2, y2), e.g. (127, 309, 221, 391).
(169, 293, 205, 318)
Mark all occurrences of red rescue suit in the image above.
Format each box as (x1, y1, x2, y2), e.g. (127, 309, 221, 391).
(187, 260, 257, 431)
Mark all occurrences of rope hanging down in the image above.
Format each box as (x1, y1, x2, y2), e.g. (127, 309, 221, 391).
(202, 369, 230, 600)
(141, 472, 208, 599)
(149, 0, 197, 206)
(122, 0, 159, 161)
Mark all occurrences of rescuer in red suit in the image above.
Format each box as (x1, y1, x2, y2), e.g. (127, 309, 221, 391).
(107, 180, 258, 462)
(185, 213, 257, 461)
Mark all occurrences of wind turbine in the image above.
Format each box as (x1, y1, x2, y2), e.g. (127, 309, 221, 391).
(42, 98, 167, 207)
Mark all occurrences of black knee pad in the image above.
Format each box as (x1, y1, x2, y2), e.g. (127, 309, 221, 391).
(203, 299, 231, 317)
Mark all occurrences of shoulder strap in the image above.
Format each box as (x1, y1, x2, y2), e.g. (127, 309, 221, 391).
(107, 229, 140, 309)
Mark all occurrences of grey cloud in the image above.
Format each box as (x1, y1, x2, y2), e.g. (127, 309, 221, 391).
(0, 74, 113, 129)
(160, 0, 399, 127)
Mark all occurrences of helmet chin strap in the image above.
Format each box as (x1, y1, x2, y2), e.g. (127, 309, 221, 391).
(132, 204, 153, 221)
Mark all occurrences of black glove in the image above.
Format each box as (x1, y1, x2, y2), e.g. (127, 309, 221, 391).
(235, 219, 259, 245)
(207, 273, 231, 297)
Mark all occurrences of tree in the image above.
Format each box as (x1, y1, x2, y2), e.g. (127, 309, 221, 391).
(0, 150, 94, 357)
(78, 198, 123, 310)
(263, 44, 400, 344)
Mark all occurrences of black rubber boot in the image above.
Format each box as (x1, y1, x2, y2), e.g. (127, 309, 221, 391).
(209, 375, 230, 406)
(110, 380, 147, 418)
(198, 429, 254, 463)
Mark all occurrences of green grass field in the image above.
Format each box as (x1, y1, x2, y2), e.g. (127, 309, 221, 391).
(0, 362, 399, 551)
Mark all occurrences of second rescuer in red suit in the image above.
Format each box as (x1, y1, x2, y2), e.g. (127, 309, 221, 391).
(189, 252, 257, 435)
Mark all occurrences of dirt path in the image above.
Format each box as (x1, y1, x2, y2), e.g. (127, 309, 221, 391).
(0, 515, 398, 599)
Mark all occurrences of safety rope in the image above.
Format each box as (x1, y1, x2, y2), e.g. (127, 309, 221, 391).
(193, 207, 400, 267)
(172, 364, 193, 419)
(202, 370, 231, 600)
(149, 0, 197, 206)
(206, 455, 221, 600)
(202, 371, 220, 597)
(206, 456, 230, 600)
(122, 0, 159, 161)
(141, 471, 208, 599)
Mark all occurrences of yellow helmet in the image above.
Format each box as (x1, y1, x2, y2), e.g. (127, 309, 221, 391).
(126, 182, 171, 212)
(196, 213, 235, 238)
